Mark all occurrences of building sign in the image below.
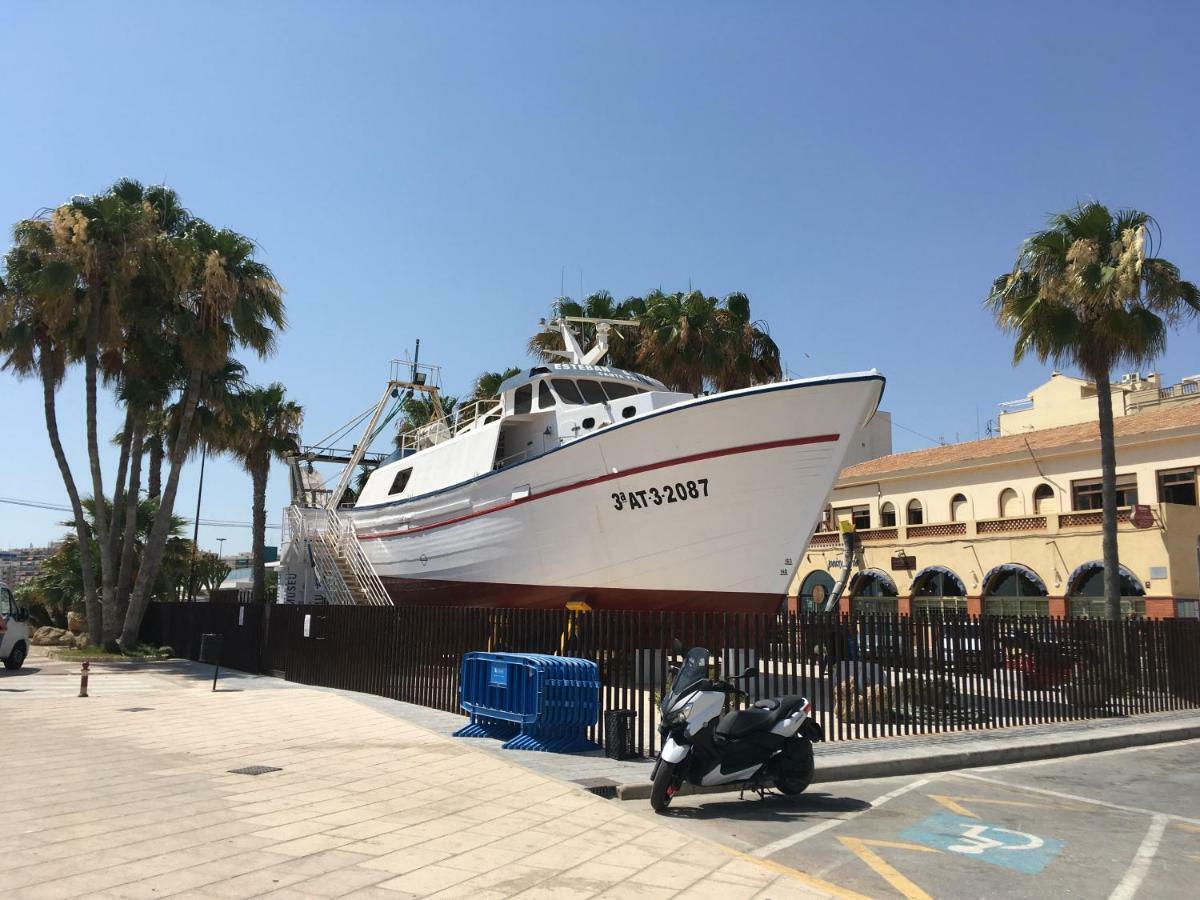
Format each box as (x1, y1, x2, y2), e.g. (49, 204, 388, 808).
(488, 662, 508, 688)
(891, 553, 916, 571)
(1132, 504, 1154, 528)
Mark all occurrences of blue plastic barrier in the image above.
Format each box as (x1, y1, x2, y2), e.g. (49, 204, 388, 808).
(453, 652, 600, 752)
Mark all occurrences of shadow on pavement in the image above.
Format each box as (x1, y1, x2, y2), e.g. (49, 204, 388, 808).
(0, 666, 43, 677)
(664, 791, 871, 822)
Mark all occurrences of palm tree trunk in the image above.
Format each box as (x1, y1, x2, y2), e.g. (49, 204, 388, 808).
(101, 408, 135, 644)
(39, 347, 102, 646)
(251, 455, 268, 604)
(148, 433, 163, 499)
(115, 417, 145, 626)
(121, 369, 203, 648)
(83, 291, 116, 641)
(1095, 372, 1123, 621)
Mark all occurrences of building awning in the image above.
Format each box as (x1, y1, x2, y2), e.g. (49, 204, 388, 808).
(982, 563, 1047, 595)
(1066, 561, 1143, 596)
(911, 565, 967, 597)
(850, 567, 898, 596)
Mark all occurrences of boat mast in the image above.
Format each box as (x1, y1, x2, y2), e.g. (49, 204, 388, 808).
(545, 316, 639, 365)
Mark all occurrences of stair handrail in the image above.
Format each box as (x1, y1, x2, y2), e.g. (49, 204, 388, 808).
(327, 509, 393, 606)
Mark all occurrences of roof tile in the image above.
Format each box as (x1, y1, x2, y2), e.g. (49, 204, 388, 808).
(842, 402, 1200, 481)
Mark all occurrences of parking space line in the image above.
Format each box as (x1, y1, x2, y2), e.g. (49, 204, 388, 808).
(837, 837, 939, 900)
(751, 776, 938, 858)
(720, 846, 875, 900)
(951, 772, 1200, 827)
(1109, 814, 1168, 900)
(928, 794, 1085, 819)
(970, 738, 1200, 772)
(1178, 823, 1200, 833)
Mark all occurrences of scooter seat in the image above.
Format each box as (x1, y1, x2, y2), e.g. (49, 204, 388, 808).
(716, 695, 807, 738)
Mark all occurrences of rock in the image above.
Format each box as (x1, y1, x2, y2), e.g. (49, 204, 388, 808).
(67, 611, 87, 635)
(32, 626, 69, 646)
(74, 633, 90, 649)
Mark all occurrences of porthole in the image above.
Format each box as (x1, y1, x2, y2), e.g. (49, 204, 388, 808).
(622, 406, 636, 419)
(582, 417, 596, 430)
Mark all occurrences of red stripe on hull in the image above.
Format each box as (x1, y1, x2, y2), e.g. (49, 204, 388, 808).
(380, 576, 785, 615)
(358, 432, 839, 540)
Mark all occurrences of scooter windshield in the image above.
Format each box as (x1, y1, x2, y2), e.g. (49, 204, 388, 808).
(662, 647, 711, 713)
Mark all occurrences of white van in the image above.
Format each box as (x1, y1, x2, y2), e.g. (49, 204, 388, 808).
(0, 581, 30, 670)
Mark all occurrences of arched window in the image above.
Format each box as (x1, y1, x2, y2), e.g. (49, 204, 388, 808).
(1033, 483, 1057, 514)
(797, 570, 836, 614)
(849, 568, 898, 616)
(999, 487, 1021, 517)
(906, 499, 923, 525)
(982, 563, 1048, 617)
(911, 566, 968, 620)
(950, 493, 968, 522)
(880, 502, 896, 527)
(1067, 562, 1146, 618)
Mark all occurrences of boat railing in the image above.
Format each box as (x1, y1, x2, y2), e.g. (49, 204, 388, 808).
(451, 398, 504, 434)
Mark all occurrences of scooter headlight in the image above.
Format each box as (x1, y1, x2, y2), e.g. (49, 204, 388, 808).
(665, 701, 694, 725)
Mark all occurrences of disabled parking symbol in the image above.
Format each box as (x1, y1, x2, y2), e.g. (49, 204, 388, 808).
(899, 812, 1064, 874)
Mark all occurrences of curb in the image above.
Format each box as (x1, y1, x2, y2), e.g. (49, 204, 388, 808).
(614, 721, 1200, 801)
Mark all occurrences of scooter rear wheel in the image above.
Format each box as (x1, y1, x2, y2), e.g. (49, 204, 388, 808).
(650, 760, 680, 812)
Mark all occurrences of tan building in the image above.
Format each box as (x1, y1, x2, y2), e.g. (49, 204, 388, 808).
(999, 370, 1200, 435)
(791, 385, 1200, 620)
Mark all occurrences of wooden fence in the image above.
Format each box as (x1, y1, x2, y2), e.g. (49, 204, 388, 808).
(141, 602, 1200, 758)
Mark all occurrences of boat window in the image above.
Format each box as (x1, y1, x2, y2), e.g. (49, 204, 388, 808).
(552, 378, 584, 405)
(389, 468, 413, 495)
(622, 405, 636, 419)
(582, 417, 596, 429)
(602, 381, 637, 400)
(538, 380, 555, 409)
(514, 384, 532, 415)
(577, 380, 607, 404)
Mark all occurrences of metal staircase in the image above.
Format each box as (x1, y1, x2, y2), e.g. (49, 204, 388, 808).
(286, 506, 392, 606)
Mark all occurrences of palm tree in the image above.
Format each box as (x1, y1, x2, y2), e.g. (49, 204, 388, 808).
(219, 384, 302, 604)
(528, 290, 780, 393)
(988, 203, 1199, 620)
(1, 226, 103, 646)
(121, 221, 285, 646)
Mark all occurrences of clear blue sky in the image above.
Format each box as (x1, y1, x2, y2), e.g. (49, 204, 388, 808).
(2, 2, 1198, 552)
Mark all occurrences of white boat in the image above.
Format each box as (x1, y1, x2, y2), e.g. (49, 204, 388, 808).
(281, 318, 884, 614)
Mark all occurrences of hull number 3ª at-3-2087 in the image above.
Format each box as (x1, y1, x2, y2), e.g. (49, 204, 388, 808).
(612, 478, 709, 511)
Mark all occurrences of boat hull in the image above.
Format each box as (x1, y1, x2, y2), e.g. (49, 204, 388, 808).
(344, 373, 883, 613)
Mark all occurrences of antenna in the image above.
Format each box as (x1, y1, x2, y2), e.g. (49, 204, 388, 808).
(579, 268, 584, 303)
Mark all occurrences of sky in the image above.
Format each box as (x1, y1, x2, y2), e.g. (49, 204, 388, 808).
(1, 1, 1198, 553)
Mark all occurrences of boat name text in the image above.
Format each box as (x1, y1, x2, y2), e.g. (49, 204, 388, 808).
(612, 479, 709, 511)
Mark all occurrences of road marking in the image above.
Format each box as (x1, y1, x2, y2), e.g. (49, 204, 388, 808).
(901, 812, 1063, 874)
(1109, 814, 1168, 900)
(719, 846, 874, 899)
(837, 837, 938, 900)
(969, 737, 1200, 772)
(951, 772, 1200, 826)
(928, 793, 1085, 819)
(751, 776, 937, 858)
(1179, 823, 1200, 833)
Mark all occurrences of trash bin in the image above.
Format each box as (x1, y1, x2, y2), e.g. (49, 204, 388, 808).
(604, 709, 637, 760)
(199, 633, 224, 664)
(454, 652, 600, 752)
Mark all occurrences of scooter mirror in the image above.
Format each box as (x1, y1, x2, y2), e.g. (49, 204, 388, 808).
(671, 638, 683, 655)
(741, 667, 758, 679)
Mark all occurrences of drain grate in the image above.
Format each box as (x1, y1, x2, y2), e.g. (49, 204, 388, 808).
(228, 765, 282, 776)
(572, 777, 619, 799)
(121, 707, 154, 712)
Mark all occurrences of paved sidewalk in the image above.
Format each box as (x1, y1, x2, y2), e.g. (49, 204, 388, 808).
(2, 653, 835, 899)
(336, 685, 1200, 801)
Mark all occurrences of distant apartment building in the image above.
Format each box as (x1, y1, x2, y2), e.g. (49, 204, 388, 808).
(791, 373, 1200, 619)
(0, 542, 64, 587)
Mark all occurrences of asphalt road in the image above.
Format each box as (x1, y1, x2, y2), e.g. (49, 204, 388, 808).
(646, 739, 1200, 899)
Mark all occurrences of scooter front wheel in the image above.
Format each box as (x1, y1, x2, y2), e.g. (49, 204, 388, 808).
(650, 760, 681, 813)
